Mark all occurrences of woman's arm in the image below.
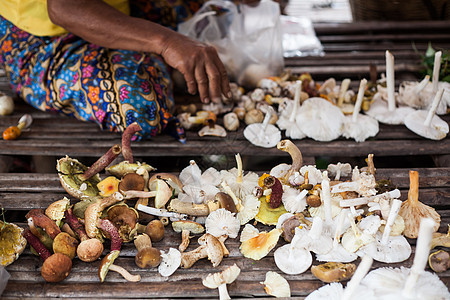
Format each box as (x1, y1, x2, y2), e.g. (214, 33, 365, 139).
(47, 0, 231, 103)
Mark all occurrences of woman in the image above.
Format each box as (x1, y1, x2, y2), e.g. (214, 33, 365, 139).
(0, 0, 232, 141)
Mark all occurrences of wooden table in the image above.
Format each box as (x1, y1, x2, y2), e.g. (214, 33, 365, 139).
(1, 167, 449, 299)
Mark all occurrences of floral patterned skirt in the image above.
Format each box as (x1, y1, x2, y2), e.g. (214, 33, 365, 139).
(0, 0, 205, 141)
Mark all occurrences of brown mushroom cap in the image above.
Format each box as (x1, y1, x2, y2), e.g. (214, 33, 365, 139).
(135, 247, 162, 268)
(99, 250, 119, 282)
(145, 219, 165, 242)
(311, 262, 356, 283)
(215, 192, 237, 213)
(281, 215, 302, 242)
(77, 238, 104, 262)
(118, 173, 145, 192)
(107, 204, 139, 242)
(41, 253, 72, 283)
(429, 250, 450, 273)
(53, 232, 79, 260)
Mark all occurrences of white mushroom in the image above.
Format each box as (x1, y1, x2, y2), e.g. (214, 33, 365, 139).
(220, 154, 259, 200)
(340, 189, 401, 210)
(158, 248, 181, 277)
(337, 78, 351, 107)
(261, 271, 291, 298)
(274, 227, 313, 275)
(0, 93, 14, 116)
(239, 223, 260, 242)
(358, 200, 411, 263)
(282, 187, 308, 213)
(342, 79, 379, 142)
(397, 75, 432, 109)
(316, 209, 357, 263)
(276, 81, 306, 139)
(366, 51, 415, 124)
(360, 218, 450, 299)
(205, 209, 240, 239)
(294, 217, 333, 255)
(198, 122, 227, 137)
(306, 256, 376, 300)
(202, 264, 241, 300)
(331, 167, 377, 197)
(223, 112, 240, 131)
(327, 162, 352, 181)
(299, 165, 322, 186)
(243, 106, 281, 148)
(296, 97, 345, 141)
(250, 88, 265, 102)
(404, 88, 449, 140)
(341, 214, 375, 253)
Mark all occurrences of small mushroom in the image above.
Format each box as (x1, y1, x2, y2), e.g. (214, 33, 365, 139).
(52, 232, 79, 260)
(158, 248, 181, 277)
(428, 250, 449, 273)
(134, 233, 161, 268)
(274, 227, 312, 275)
(311, 262, 356, 283)
(327, 163, 352, 181)
(261, 271, 291, 298)
(240, 228, 282, 261)
(342, 79, 379, 142)
(118, 173, 145, 193)
(205, 209, 240, 239)
(244, 106, 281, 148)
(2, 114, 32, 140)
(404, 88, 449, 140)
(107, 203, 139, 242)
(331, 167, 377, 197)
(0, 221, 27, 266)
(270, 140, 304, 184)
(276, 81, 306, 139)
(215, 192, 237, 213)
(198, 119, 227, 137)
(180, 233, 224, 268)
(44, 197, 70, 228)
(337, 78, 351, 107)
(202, 264, 241, 300)
(148, 173, 184, 196)
(172, 220, 204, 252)
(223, 112, 240, 131)
(99, 250, 141, 282)
(430, 226, 450, 249)
(97, 176, 120, 197)
(365, 51, 415, 125)
(106, 161, 156, 178)
(145, 219, 165, 242)
(41, 253, 73, 283)
(0, 92, 14, 115)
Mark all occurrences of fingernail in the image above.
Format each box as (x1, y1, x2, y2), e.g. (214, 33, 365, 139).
(203, 97, 209, 103)
(227, 91, 232, 98)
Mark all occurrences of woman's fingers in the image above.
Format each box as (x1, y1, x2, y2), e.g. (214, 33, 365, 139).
(194, 63, 210, 103)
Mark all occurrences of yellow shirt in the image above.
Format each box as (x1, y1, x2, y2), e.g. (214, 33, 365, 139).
(0, 0, 130, 36)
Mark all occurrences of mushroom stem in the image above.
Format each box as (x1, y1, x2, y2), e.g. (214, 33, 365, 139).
(321, 172, 333, 224)
(424, 88, 444, 127)
(258, 108, 273, 140)
(64, 208, 88, 241)
(342, 256, 373, 300)
(22, 228, 52, 261)
(79, 144, 122, 181)
(407, 170, 419, 206)
(402, 218, 435, 298)
(333, 210, 347, 247)
(337, 79, 351, 107)
(385, 50, 396, 112)
(108, 264, 141, 282)
(122, 122, 142, 163)
(123, 190, 157, 199)
(179, 229, 190, 252)
(365, 154, 376, 176)
(309, 217, 324, 240)
(352, 79, 367, 122)
(97, 218, 122, 252)
(26, 209, 61, 240)
(180, 245, 208, 268)
(432, 51, 442, 93)
(276, 140, 303, 180)
(217, 283, 231, 300)
(235, 154, 243, 184)
(380, 199, 402, 245)
(414, 75, 430, 94)
(189, 160, 202, 185)
(288, 81, 302, 123)
(340, 189, 401, 208)
(137, 204, 188, 219)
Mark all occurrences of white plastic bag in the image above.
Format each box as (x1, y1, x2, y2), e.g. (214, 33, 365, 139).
(178, 0, 284, 88)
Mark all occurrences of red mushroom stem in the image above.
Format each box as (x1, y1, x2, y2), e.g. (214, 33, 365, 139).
(122, 122, 142, 163)
(64, 208, 88, 242)
(264, 176, 283, 209)
(79, 144, 122, 181)
(98, 218, 122, 252)
(26, 209, 61, 240)
(22, 228, 52, 261)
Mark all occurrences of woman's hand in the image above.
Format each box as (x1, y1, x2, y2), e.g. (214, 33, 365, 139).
(160, 34, 231, 103)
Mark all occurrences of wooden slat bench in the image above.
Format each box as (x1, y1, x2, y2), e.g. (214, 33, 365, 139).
(1, 167, 449, 299)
